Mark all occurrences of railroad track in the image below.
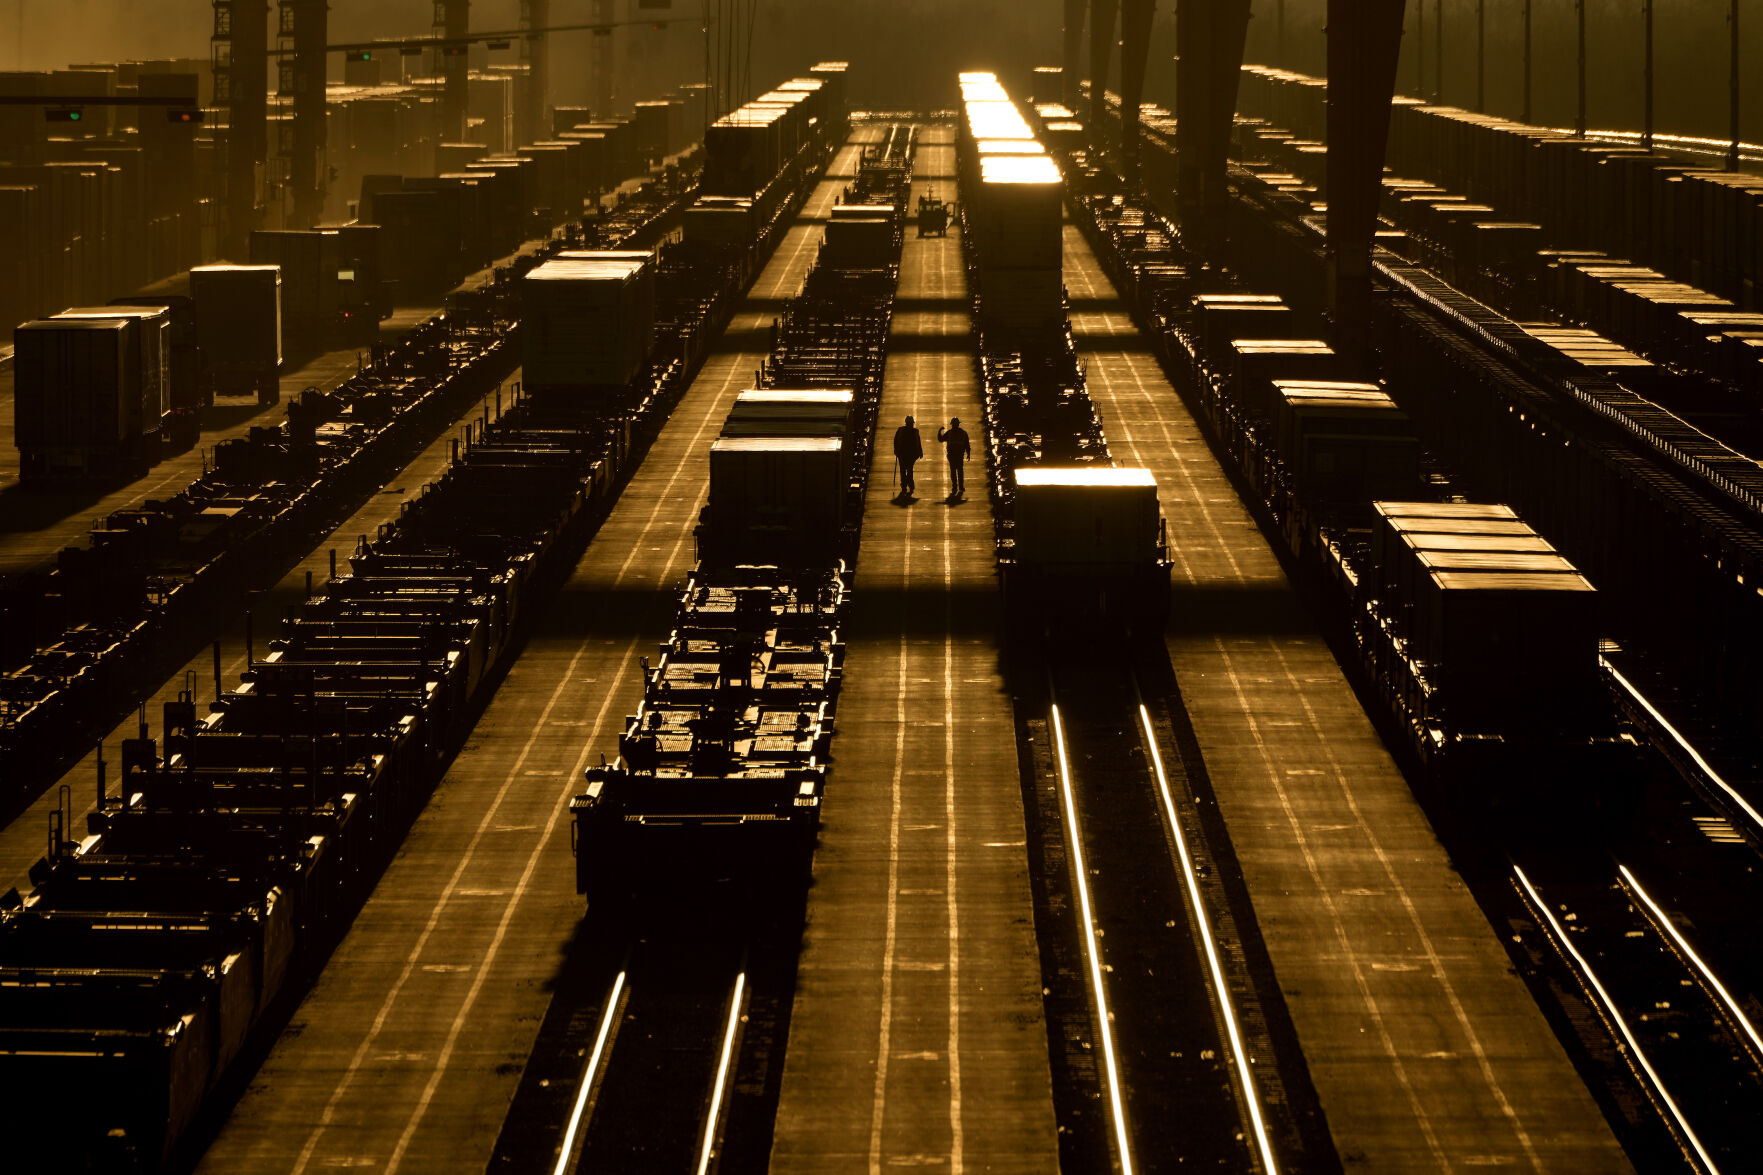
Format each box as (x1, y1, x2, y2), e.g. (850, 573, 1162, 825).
(1511, 858, 1763, 1173)
(1034, 651, 1283, 1175)
(489, 898, 795, 1175)
(554, 930, 750, 1174)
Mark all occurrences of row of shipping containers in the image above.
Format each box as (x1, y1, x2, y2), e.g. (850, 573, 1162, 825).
(0, 66, 214, 334)
(12, 261, 285, 478)
(957, 72, 1065, 337)
(1237, 65, 1763, 309)
(360, 106, 671, 302)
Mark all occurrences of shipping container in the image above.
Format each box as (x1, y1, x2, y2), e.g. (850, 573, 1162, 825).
(823, 205, 897, 269)
(109, 293, 202, 416)
(704, 435, 845, 566)
(190, 264, 281, 403)
(13, 316, 145, 478)
(521, 254, 656, 389)
(51, 304, 170, 436)
(1012, 466, 1161, 568)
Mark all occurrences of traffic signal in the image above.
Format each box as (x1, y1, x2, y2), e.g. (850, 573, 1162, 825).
(486, 39, 510, 50)
(442, 44, 469, 57)
(45, 108, 83, 123)
(348, 50, 372, 62)
(167, 109, 205, 124)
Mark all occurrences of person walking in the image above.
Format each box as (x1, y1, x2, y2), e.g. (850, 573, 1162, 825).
(893, 415, 924, 498)
(937, 417, 971, 498)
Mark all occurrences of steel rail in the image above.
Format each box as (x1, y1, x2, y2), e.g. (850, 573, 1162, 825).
(1512, 863, 1720, 1175)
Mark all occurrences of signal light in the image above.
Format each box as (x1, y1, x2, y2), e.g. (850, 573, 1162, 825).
(167, 109, 205, 124)
(348, 50, 372, 62)
(45, 108, 83, 123)
(442, 44, 469, 57)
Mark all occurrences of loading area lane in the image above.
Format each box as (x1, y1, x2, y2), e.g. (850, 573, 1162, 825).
(767, 125, 1060, 1175)
(1063, 221, 1632, 1172)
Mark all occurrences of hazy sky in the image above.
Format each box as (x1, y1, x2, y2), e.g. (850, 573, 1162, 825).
(5, 0, 1757, 139)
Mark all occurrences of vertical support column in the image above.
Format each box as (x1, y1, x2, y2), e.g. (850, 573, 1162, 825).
(1173, 0, 1251, 229)
(214, 0, 268, 256)
(1431, 0, 1445, 100)
(1643, 0, 1654, 150)
(1063, 0, 1088, 108)
(1433, 0, 1443, 101)
(279, 0, 326, 228)
(593, 0, 615, 117)
(1728, 0, 1741, 170)
(1089, 0, 1121, 151)
(1522, 0, 1532, 121)
(523, 0, 549, 146)
(439, 0, 470, 142)
(1575, 0, 1586, 136)
(1415, 0, 1425, 96)
(1117, 0, 1158, 184)
(1324, 0, 1407, 357)
(1475, 0, 1485, 111)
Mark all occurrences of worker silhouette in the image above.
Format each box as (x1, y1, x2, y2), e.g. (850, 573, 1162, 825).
(937, 417, 971, 499)
(893, 415, 924, 499)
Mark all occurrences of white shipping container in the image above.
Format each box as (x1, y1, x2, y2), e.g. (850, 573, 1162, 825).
(521, 255, 655, 389)
(1012, 467, 1160, 567)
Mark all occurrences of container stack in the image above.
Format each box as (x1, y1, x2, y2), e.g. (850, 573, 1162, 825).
(1195, 293, 1294, 355)
(1011, 467, 1161, 569)
(1227, 338, 1346, 417)
(12, 317, 145, 479)
(720, 388, 854, 440)
(49, 304, 171, 443)
(1270, 381, 1419, 501)
(520, 253, 657, 390)
(958, 73, 1064, 337)
(1369, 501, 1599, 726)
(823, 204, 898, 269)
